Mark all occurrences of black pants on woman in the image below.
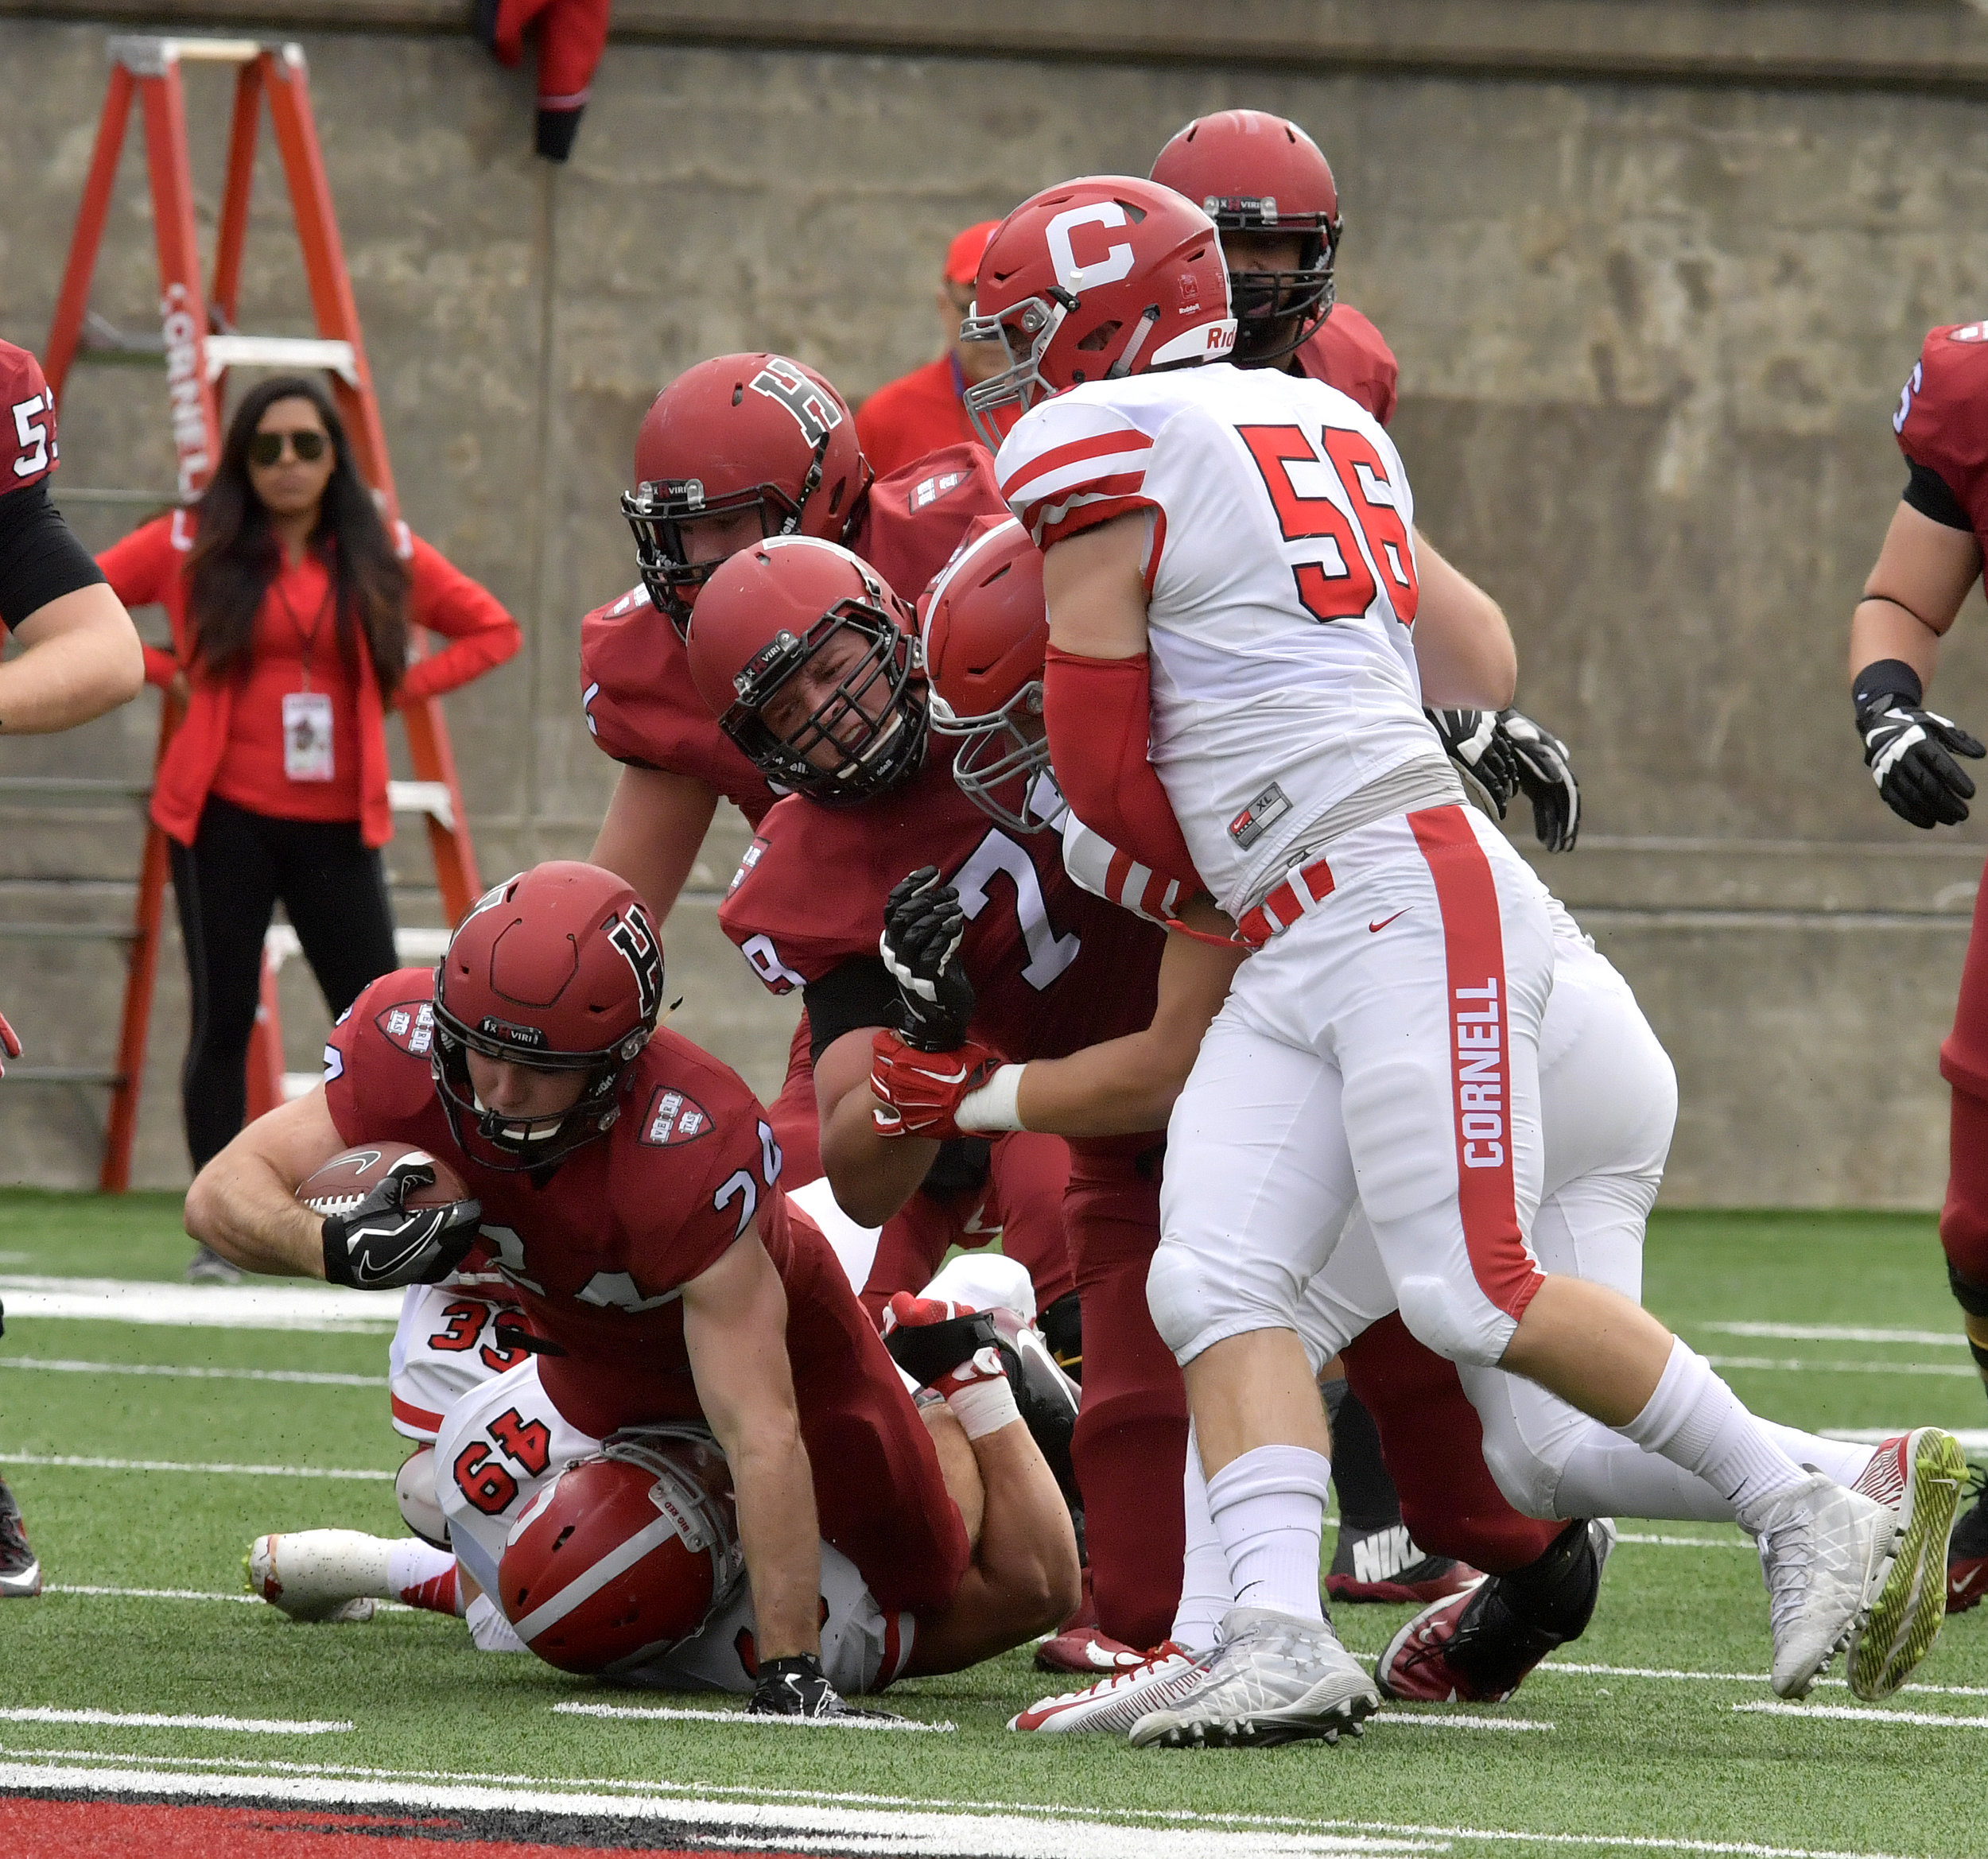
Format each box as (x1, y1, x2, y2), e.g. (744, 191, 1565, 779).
(169, 795, 399, 1170)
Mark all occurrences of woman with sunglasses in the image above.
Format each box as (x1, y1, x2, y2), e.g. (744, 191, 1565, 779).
(99, 375, 520, 1280)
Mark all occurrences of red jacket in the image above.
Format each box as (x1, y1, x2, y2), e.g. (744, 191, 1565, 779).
(100, 511, 520, 849)
(856, 356, 986, 479)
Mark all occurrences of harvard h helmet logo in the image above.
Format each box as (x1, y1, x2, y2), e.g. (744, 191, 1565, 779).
(605, 907, 664, 1030)
(750, 358, 844, 448)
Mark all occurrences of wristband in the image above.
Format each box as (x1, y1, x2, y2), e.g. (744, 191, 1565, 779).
(1852, 658, 1924, 720)
(945, 1374, 1023, 1441)
(953, 1064, 1027, 1133)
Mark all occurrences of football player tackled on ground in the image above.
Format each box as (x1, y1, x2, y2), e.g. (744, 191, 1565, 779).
(186, 861, 1076, 1715)
(966, 174, 1953, 1741)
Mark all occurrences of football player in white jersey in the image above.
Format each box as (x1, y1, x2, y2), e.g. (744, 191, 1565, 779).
(876, 516, 1955, 1725)
(960, 176, 1911, 1742)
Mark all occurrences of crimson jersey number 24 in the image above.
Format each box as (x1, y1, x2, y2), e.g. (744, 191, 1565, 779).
(1237, 423, 1419, 626)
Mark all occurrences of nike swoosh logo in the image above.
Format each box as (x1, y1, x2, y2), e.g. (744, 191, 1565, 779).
(1955, 1567, 1982, 1595)
(1369, 910, 1409, 933)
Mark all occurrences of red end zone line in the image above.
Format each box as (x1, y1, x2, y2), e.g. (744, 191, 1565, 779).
(0, 1799, 817, 1859)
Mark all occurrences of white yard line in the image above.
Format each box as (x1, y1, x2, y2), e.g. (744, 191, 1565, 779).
(1538, 1661, 1988, 1699)
(1734, 1702, 1988, 1730)
(0, 1275, 400, 1331)
(1613, 1532, 1753, 1550)
(0, 1357, 386, 1387)
(1698, 1322, 1967, 1348)
(1703, 1356, 1975, 1379)
(45, 1585, 262, 1605)
(0, 1453, 393, 1480)
(553, 1700, 956, 1733)
(0, 1706, 350, 1734)
(1373, 1713, 1552, 1732)
(0, 1749, 1943, 1859)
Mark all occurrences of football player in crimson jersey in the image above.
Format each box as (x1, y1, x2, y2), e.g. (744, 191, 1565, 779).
(1146, 111, 1580, 855)
(1850, 320, 1988, 1608)
(689, 535, 1191, 1655)
(891, 517, 1954, 1725)
(974, 176, 1912, 1739)
(186, 862, 1077, 1716)
(583, 352, 1077, 1346)
(0, 337, 146, 1601)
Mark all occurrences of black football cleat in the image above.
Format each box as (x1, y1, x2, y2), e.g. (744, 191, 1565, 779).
(0, 1477, 42, 1598)
(987, 1307, 1082, 1506)
(1376, 1518, 1613, 1702)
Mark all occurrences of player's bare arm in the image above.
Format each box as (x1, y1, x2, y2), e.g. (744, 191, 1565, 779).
(1410, 531, 1517, 711)
(1, 573, 145, 734)
(1039, 511, 1149, 658)
(814, 1023, 940, 1225)
(680, 1224, 823, 1661)
(184, 1086, 347, 1278)
(1850, 500, 1982, 688)
(588, 763, 721, 924)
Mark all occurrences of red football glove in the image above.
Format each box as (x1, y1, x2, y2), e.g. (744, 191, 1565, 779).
(0, 1008, 20, 1079)
(870, 1029, 1000, 1140)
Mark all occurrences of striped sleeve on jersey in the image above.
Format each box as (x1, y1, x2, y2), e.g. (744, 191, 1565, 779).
(1059, 812, 1182, 926)
(996, 406, 1155, 547)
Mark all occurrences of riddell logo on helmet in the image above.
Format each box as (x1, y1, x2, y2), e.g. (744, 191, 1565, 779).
(479, 1016, 548, 1049)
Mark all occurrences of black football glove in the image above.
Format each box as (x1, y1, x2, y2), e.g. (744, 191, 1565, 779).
(320, 1152, 481, 1290)
(1498, 708, 1581, 852)
(746, 1652, 907, 1722)
(1427, 708, 1519, 820)
(1854, 666, 1985, 831)
(880, 866, 976, 1054)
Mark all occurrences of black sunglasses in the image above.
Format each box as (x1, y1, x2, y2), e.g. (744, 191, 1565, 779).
(248, 429, 328, 467)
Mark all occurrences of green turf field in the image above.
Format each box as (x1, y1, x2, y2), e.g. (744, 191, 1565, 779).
(0, 1190, 1980, 1857)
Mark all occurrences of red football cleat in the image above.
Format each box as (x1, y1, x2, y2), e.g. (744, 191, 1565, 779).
(1947, 1469, 1988, 1614)
(1326, 1520, 1482, 1605)
(1034, 1624, 1150, 1677)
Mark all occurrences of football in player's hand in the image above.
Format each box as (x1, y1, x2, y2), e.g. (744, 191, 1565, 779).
(296, 1143, 469, 1217)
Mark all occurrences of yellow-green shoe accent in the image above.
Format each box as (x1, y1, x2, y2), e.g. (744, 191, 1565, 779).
(1847, 1427, 1967, 1702)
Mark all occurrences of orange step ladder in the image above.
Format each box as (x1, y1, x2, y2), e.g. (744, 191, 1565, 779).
(41, 34, 483, 1190)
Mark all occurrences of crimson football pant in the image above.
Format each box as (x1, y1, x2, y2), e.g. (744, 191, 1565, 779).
(767, 1015, 825, 1189)
(1938, 870, 1988, 1397)
(479, 0, 609, 161)
(1065, 1134, 1189, 1651)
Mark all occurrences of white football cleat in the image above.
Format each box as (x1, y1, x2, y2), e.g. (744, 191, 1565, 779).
(246, 1530, 389, 1624)
(1128, 1607, 1379, 1748)
(1010, 1642, 1208, 1734)
(1846, 1428, 1967, 1702)
(1746, 1473, 1896, 1699)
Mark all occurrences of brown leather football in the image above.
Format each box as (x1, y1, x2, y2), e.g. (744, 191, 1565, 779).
(295, 1141, 470, 1217)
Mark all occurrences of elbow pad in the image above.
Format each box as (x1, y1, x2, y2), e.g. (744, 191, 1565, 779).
(1042, 645, 1201, 892)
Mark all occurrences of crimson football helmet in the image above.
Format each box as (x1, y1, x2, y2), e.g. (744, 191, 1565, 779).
(919, 516, 1055, 834)
(499, 1430, 743, 1676)
(960, 176, 1235, 445)
(430, 861, 665, 1170)
(1150, 110, 1342, 366)
(620, 353, 872, 637)
(685, 535, 926, 807)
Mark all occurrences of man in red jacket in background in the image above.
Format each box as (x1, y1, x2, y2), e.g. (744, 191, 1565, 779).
(856, 221, 1006, 477)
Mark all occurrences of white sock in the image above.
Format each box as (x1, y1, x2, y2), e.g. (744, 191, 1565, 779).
(1616, 1339, 1807, 1523)
(1555, 1414, 1878, 1523)
(1169, 1425, 1230, 1653)
(1206, 1443, 1331, 1624)
(386, 1539, 463, 1614)
(464, 1591, 526, 1653)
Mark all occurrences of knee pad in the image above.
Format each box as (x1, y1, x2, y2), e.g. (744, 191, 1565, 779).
(1474, 1417, 1564, 1521)
(1145, 1241, 1291, 1364)
(1950, 1262, 1988, 1321)
(1395, 1273, 1515, 1370)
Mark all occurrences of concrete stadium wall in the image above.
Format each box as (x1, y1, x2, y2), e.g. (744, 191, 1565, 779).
(2, 2, 1986, 1201)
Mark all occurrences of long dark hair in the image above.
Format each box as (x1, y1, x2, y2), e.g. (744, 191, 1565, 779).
(184, 375, 409, 698)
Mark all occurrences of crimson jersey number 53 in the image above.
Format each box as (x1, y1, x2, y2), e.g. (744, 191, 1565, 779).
(1237, 423, 1419, 626)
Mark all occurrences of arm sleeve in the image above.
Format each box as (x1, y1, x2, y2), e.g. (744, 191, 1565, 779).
(1042, 644, 1202, 892)
(0, 482, 107, 631)
(97, 517, 184, 685)
(397, 534, 522, 704)
(1903, 456, 1974, 533)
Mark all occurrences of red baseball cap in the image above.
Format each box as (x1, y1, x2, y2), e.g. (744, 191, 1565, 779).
(944, 219, 1000, 285)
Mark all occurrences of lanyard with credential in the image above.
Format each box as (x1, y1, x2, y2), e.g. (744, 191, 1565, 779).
(277, 567, 337, 782)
